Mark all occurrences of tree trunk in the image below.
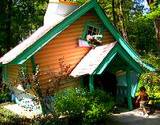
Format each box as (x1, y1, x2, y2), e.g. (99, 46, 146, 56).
(155, 17, 160, 49)
(118, 0, 128, 41)
(6, 0, 12, 51)
(112, 0, 116, 26)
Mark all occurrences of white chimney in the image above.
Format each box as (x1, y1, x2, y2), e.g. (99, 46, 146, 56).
(44, 0, 79, 26)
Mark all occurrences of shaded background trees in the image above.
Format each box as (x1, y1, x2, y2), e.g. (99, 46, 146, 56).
(0, 0, 48, 54)
(101, 0, 159, 54)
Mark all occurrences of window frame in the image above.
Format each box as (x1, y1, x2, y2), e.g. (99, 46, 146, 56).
(81, 21, 103, 41)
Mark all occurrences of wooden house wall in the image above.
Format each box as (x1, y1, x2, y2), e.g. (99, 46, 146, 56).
(34, 10, 115, 94)
(6, 60, 33, 86)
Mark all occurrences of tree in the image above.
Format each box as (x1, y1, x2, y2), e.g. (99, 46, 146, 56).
(148, 0, 160, 48)
(0, 0, 48, 54)
(99, 0, 133, 41)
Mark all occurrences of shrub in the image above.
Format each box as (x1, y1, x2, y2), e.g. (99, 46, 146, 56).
(53, 88, 114, 124)
(138, 72, 160, 108)
(137, 53, 160, 106)
(54, 88, 88, 118)
(84, 102, 107, 123)
(83, 89, 114, 124)
(0, 84, 10, 103)
(138, 72, 160, 97)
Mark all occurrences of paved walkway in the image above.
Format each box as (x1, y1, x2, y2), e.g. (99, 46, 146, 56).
(106, 109, 160, 125)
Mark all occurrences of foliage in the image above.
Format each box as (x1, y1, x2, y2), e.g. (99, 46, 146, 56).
(0, 0, 48, 52)
(84, 89, 114, 124)
(44, 57, 71, 95)
(127, 15, 158, 53)
(8, 57, 71, 114)
(99, 0, 159, 53)
(138, 72, 160, 97)
(0, 84, 10, 102)
(146, 6, 160, 21)
(137, 53, 160, 103)
(142, 53, 160, 69)
(54, 88, 114, 124)
(32, 114, 65, 125)
(54, 88, 88, 118)
(0, 103, 31, 125)
(0, 103, 65, 125)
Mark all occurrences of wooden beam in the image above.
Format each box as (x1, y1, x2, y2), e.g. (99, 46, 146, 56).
(31, 56, 36, 74)
(2, 65, 8, 83)
(80, 76, 84, 88)
(126, 70, 133, 110)
(89, 75, 94, 92)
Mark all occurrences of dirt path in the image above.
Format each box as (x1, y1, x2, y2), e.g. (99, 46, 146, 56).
(106, 109, 160, 125)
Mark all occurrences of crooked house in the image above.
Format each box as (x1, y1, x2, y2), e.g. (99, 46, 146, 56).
(0, 0, 155, 110)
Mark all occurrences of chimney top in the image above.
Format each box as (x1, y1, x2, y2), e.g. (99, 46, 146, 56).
(44, 0, 79, 26)
(50, 0, 78, 5)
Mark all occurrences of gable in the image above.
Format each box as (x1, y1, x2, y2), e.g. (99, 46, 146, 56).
(95, 44, 143, 75)
(34, 10, 115, 89)
(34, 10, 114, 68)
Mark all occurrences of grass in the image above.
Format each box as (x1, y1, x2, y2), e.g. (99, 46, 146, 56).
(0, 102, 31, 125)
(0, 102, 61, 125)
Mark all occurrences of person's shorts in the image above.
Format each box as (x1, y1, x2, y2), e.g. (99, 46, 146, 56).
(140, 101, 147, 108)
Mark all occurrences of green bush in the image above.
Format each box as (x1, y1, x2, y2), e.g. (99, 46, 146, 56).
(53, 88, 114, 124)
(137, 53, 160, 105)
(138, 72, 160, 97)
(0, 84, 10, 102)
(84, 102, 106, 123)
(54, 88, 88, 118)
(83, 89, 114, 124)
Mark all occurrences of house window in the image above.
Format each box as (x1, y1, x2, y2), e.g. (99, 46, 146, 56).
(82, 22, 103, 40)
(79, 22, 103, 47)
(87, 26, 100, 36)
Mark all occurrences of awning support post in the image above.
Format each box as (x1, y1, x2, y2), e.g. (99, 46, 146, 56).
(89, 75, 94, 93)
(126, 70, 133, 110)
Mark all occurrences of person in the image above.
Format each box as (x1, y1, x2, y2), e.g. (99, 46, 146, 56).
(136, 86, 149, 117)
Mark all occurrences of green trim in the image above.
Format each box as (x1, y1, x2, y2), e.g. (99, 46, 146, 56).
(2, 65, 8, 82)
(126, 70, 133, 110)
(81, 21, 103, 39)
(31, 56, 36, 74)
(89, 75, 94, 92)
(117, 45, 142, 73)
(5, 0, 154, 71)
(95, 44, 143, 75)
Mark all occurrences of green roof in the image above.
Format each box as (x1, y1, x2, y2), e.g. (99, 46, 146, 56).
(0, 0, 155, 72)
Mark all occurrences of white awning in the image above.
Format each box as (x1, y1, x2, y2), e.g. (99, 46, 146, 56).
(70, 42, 117, 77)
